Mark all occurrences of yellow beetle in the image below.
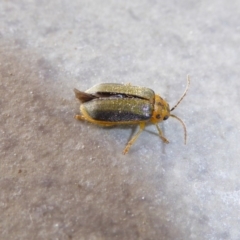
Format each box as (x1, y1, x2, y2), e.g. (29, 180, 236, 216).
(74, 76, 190, 154)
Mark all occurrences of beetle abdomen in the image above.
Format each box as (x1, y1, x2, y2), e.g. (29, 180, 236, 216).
(83, 98, 153, 122)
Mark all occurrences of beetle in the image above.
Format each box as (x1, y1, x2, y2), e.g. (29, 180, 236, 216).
(74, 76, 190, 154)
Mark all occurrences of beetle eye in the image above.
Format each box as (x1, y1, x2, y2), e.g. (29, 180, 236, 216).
(163, 116, 169, 120)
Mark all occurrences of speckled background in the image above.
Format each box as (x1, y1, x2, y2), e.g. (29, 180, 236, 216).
(1, 0, 240, 239)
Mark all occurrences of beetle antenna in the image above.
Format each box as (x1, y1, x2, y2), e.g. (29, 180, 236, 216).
(170, 75, 190, 112)
(170, 114, 187, 144)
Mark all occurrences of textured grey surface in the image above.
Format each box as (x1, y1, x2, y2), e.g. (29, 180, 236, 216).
(1, 0, 240, 239)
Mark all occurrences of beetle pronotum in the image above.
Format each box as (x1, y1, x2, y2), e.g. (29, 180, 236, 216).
(74, 76, 190, 154)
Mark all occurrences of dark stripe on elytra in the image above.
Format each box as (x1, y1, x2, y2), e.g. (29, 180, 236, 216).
(94, 92, 149, 100)
(91, 110, 151, 122)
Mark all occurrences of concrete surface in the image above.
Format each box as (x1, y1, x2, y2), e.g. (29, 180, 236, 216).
(1, 0, 240, 239)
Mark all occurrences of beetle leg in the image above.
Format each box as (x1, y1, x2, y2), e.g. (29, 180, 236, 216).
(75, 114, 86, 121)
(155, 124, 169, 143)
(123, 122, 145, 155)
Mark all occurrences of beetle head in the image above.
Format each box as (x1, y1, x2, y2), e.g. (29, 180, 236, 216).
(151, 76, 190, 144)
(151, 95, 170, 124)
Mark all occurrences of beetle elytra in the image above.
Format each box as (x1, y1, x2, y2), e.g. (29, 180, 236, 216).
(74, 76, 190, 154)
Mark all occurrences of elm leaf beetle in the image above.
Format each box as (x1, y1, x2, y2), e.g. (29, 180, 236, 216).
(74, 76, 190, 154)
